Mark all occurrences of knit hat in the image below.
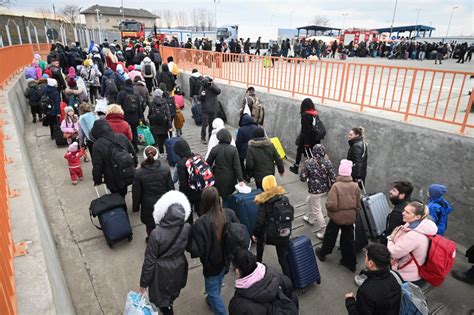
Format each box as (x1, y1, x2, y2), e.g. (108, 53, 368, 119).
(217, 129, 232, 144)
(212, 118, 224, 130)
(338, 159, 353, 177)
(253, 128, 265, 138)
(68, 142, 78, 152)
(67, 78, 77, 88)
(262, 175, 277, 192)
(428, 184, 447, 199)
(47, 78, 57, 87)
(64, 106, 74, 115)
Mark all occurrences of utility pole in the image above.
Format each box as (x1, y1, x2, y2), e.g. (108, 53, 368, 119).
(214, 0, 220, 29)
(52, 4, 56, 20)
(414, 8, 421, 37)
(445, 5, 458, 41)
(95, 8, 102, 43)
(389, 0, 398, 38)
(342, 13, 348, 31)
(121, 0, 125, 21)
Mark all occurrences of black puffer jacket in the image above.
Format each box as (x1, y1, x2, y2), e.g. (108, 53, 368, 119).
(381, 199, 410, 245)
(347, 137, 368, 182)
(199, 83, 221, 114)
(189, 73, 202, 97)
(173, 139, 202, 203)
(132, 161, 174, 226)
(300, 144, 337, 194)
(116, 85, 144, 125)
(246, 137, 284, 183)
(91, 119, 138, 191)
(235, 114, 258, 159)
(156, 64, 175, 92)
(298, 110, 320, 147)
(228, 264, 297, 315)
(206, 129, 244, 197)
(149, 96, 172, 136)
(140, 191, 191, 308)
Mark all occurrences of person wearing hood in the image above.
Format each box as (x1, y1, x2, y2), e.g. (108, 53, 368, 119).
(246, 128, 284, 189)
(65, 78, 87, 109)
(156, 63, 176, 93)
(300, 144, 337, 239)
(290, 98, 322, 174)
(228, 249, 298, 315)
(315, 159, 361, 272)
(387, 201, 438, 286)
(140, 56, 157, 93)
(101, 68, 120, 104)
(91, 119, 137, 198)
(133, 77, 149, 107)
(133, 47, 146, 65)
(77, 103, 97, 156)
(33, 53, 47, 72)
(92, 53, 105, 76)
(116, 79, 144, 151)
(115, 63, 129, 81)
(347, 127, 368, 184)
(206, 129, 245, 200)
(133, 146, 174, 237)
(205, 118, 235, 160)
(149, 95, 172, 156)
(80, 58, 102, 105)
(24, 79, 44, 123)
(139, 190, 191, 315)
(189, 69, 202, 105)
(128, 65, 144, 83)
(427, 184, 452, 236)
(253, 175, 292, 278)
(235, 114, 258, 181)
(44, 78, 61, 139)
(105, 104, 133, 142)
(199, 76, 221, 144)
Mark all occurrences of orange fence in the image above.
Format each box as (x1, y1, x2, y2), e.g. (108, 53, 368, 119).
(161, 47, 474, 134)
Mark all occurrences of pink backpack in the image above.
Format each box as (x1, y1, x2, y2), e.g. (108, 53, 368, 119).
(174, 94, 185, 109)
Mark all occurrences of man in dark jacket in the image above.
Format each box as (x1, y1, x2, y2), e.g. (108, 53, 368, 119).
(101, 68, 121, 103)
(44, 78, 61, 139)
(47, 57, 67, 91)
(189, 69, 202, 105)
(91, 119, 138, 198)
(345, 244, 401, 314)
(199, 76, 221, 144)
(380, 181, 413, 245)
(148, 95, 172, 155)
(156, 63, 175, 93)
(236, 114, 258, 181)
(246, 128, 284, 189)
(347, 129, 368, 183)
(116, 79, 144, 151)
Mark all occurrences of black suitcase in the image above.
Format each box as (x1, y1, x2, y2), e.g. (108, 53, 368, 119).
(54, 124, 68, 147)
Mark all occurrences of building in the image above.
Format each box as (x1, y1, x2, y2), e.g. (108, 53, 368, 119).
(80, 5, 157, 31)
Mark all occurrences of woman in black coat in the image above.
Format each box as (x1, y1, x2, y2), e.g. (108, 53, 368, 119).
(132, 146, 174, 237)
(139, 190, 191, 315)
(347, 127, 368, 184)
(156, 63, 175, 93)
(290, 98, 322, 174)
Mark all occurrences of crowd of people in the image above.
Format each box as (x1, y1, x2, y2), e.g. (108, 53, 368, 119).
(22, 36, 473, 315)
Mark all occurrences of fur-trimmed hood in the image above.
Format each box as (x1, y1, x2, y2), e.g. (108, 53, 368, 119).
(255, 186, 286, 205)
(153, 191, 191, 226)
(248, 137, 271, 148)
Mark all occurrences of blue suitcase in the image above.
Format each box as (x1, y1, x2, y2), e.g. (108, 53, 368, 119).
(165, 135, 180, 167)
(224, 189, 262, 235)
(191, 102, 203, 126)
(288, 235, 321, 291)
(99, 208, 133, 248)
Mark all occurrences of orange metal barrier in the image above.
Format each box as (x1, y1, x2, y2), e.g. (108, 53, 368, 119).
(161, 46, 474, 134)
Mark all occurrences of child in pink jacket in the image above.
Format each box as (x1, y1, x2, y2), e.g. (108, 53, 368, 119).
(61, 106, 79, 144)
(64, 142, 84, 185)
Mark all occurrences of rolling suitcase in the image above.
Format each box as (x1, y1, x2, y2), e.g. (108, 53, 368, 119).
(270, 137, 286, 160)
(164, 133, 180, 167)
(288, 235, 321, 291)
(90, 186, 133, 248)
(224, 189, 262, 235)
(54, 117, 68, 147)
(191, 102, 203, 126)
(359, 181, 391, 239)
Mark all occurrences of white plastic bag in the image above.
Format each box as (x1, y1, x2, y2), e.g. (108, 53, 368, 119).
(123, 291, 158, 315)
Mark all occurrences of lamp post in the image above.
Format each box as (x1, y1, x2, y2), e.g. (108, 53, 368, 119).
(121, 0, 125, 21)
(95, 8, 102, 43)
(389, 0, 398, 38)
(289, 11, 295, 29)
(414, 8, 421, 37)
(445, 5, 458, 40)
(214, 0, 220, 29)
(342, 13, 348, 31)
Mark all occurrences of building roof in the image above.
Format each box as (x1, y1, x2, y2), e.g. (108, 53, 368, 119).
(297, 25, 341, 31)
(375, 25, 435, 33)
(80, 5, 157, 19)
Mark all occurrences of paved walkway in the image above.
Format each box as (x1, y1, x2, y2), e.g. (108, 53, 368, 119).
(25, 99, 474, 314)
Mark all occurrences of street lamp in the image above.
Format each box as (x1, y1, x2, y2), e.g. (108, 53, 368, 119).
(389, 0, 398, 38)
(95, 8, 102, 43)
(121, 0, 125, 21)
(342, 13, 348, 31)
(414, 8, 421, 37)
(445, 5, 458, 40)
(214, 0, 220, 29)
(289, 11, 295, 29)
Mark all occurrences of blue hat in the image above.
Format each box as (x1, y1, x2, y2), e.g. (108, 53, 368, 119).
(428, 184, 447, 199)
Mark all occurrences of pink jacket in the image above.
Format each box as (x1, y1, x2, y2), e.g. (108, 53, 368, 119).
(388, 220, 438, 282)
(61, 117, 79, 133)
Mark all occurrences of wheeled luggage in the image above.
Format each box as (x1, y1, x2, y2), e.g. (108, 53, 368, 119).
(270, 137, 286, 160)
(54, 118, 68, 147)
(287, 235, 321, 291)
(164, 134, 180, 167)
(359, 181, 391, 239)
(224, 189, 262, 235)
(191, 102, 203, 126)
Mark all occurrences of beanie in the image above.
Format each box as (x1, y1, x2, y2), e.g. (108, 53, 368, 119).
(262, 175, 277, 192)
(67, 78, 77, 88)
(253, 128, 265, 138)
(64, 106, 74, 115)
(428, 184, 447, 199)
(68, 142, 78, 152)
(338, 159, 353, 177)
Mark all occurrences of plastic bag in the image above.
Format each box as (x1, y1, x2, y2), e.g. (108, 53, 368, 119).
(123, 291, 157, 315)
(137, 124, 156, 146)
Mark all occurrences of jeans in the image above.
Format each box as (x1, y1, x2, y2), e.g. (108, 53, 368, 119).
(204, 269, 227, 315)
(201, 112, 215, 140)
(306, 193, 327, 229)
(256, 241, 291, 279)
(320, 219, 356, 267)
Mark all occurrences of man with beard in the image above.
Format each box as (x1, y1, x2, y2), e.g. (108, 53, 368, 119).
(380, 181, 413, 245)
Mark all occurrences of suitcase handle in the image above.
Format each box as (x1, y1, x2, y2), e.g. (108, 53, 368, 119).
(94, 184, 109, 198)
(358, 179, 368, 196)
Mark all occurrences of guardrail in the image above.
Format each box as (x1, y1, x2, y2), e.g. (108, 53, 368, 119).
(161, 46, 474, 134)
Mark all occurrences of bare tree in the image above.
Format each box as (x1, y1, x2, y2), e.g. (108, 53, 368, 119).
(190, 9, 200, 31)
(206, 9, 214, 31)
(312, 15, 330, 26)
(162, 9, 173, 29)
(175, 10, 187, 28)
(197, 8, 207, 31)
(0, 0, 10, 7)
(60, 4, 81, 26)
(36, 8, 53, 19)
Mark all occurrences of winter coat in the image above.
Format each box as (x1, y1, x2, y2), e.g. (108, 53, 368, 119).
(140, 193, 191, 308)
(106, 113, 133, 141)
(116, 86, 144, 125)
(228, 264, 296, 315)
(100, 69, 120, 101)
(240, 94, 264, 125)
(205, 120, 236, 160)
(132, 162, 174, 226)
(156, 64, 175, 92)
(298, 110, 320, 147)
(64, 150, 84, 168)
(300, 144, 336, 194)
(206, 130, 244, 197)
(91, 119, 138, 191)
(140, 57, 157, 79)
(382, 199, 410, 244)
(133, 82, 149, 106)
(189, 208, 239, 277)
(428, 197, 452, 236)
(65, 86, 87, 103)
(347, 137, 368, 182)
(44, 85, 61, 116)
(189, 72, 202, 97)
(325, 176, 360, 225)
(149, 96, 172, 136)
(235, 114, 258, 159)
(78, 112, 97, 146)
(388, 220, 438, 282)
(60, 116, 79, 134)
(128, 70, 144, 83)
(24, 80, 43, 107)
(80, 66, 101, 87)
(174, 109, 185, 129)
(173, 139, 202, 203)
(253, 186, 289, 246)
(199, 83, 221, 114)
(246, 137, 284, 183)
(345, 268, 401, 315)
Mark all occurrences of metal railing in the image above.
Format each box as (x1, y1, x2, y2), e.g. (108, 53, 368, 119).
(161, 47, 474, 134)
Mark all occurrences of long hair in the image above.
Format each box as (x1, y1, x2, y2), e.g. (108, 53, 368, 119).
(200, 187, 226, 241)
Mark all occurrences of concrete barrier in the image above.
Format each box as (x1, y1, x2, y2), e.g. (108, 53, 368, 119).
(178, 72, 474, 247)
(2, 75, 75, 314)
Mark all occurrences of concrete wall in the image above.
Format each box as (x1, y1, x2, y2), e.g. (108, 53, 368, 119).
(178, 72, 474, 248)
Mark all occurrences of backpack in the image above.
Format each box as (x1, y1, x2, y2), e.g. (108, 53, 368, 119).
(28, 85, 44, 103)
(185, 154, 215, 191)
(390, 271, 429, 315)
(247, 96, 263, 123)
(123, 94, 140, 113)
(266, 196, 294, 240)
(143, 63, 152, 76)
(40, 94, 52, 115)
(222, 211, 250, 264)
(106, 136, 135, 187)
(153, 52, 162, 64)
(148, 102, 167, 125)
(104, 77, 118, 95)
(166, 97, 176, 117)
(271, 289, 299, 315)
(312, 115, 326, 141)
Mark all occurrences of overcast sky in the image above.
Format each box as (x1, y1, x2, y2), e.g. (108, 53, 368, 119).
(4, 0, 473, 41)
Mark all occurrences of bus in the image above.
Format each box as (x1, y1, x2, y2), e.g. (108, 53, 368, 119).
(119, 20, 145, 41)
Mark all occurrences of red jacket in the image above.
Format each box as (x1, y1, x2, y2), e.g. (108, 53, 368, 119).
(64, 150, 84, 168)
(106, 113, 133, 141)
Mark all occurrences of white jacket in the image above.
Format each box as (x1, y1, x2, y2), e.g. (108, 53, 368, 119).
(205, 118, 235, 160)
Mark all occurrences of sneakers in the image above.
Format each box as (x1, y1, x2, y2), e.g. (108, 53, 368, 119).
(289, 164, 299, 174)
(354, 274, 368, 287)
(315, 247, 325, 262)
(302, 216, 314, 225)
(316, 229, 325, 240)
(452, 270, 474, 285)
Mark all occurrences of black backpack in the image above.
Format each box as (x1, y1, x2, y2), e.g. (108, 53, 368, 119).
(222, 210, 250, 264)
(271, 289, 298, 315)
(312, 116, 326, 141)
(266, 196, 294, 240)
(143, 63, 152, 76)
(153, 52, 162, 64)
(166, 97, 176, 117)
(123, 94, 140, 113)
(104, 77, 118, 95)
(148, 102, 167, 125)
(40, 94, 52, 115)
(106, 136, 135, 187)
(29, 85, 44, 103)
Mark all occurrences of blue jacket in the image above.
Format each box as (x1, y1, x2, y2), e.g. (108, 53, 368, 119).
(428, 197, 452, 236)
(236, 114, 258, 159)
(44, 85, 61, 116)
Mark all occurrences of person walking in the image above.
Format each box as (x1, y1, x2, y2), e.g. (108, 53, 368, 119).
(299, 144, 336, 239)
(189, 69, 202, 105)
(133, 146, 174, 238)
(105, 104, 133, 142)
(255, 37, 261, 56)
(148, 95, 172, 157)
(199, 77, 221, 144)
(235, 114, 258, 182)
(139, 190, 192, 315)
(205, 118, 235, 160)
(239, 87, 264, 126)
(80, 58, 101, 105)
(347, 127, 368, 184)
(116, 79, 144, 151)
(44, 78, 61, 140)
(427, 184, 453, 236)
(189, 187, 240, 315)
(140, 56, 157, 93)
(77, 102, 97, 156)
(315, 159, 360, 272)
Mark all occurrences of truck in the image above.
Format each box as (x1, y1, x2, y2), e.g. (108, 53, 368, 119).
(119, 20, 145, 42)
(216, 25, 238, 41)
